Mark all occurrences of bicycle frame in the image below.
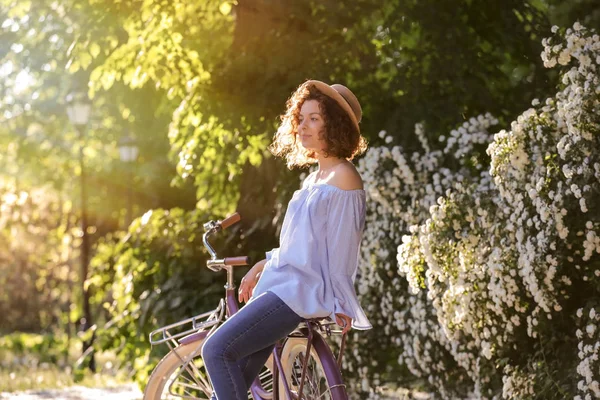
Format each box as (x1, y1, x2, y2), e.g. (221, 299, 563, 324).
(148, 213, 348, 400)
(223, 282, 348, 400)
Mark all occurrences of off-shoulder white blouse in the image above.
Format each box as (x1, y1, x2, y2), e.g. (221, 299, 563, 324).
(252, 180, 371, 330)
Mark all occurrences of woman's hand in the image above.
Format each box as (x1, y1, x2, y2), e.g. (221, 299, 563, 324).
(335, 313, 352, 334)
(238, 259, 266, 303)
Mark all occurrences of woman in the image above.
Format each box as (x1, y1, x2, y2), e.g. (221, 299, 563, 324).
(201, 80, 372, 400)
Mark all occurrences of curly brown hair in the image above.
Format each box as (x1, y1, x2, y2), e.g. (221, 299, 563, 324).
(269, 81, 368, 169)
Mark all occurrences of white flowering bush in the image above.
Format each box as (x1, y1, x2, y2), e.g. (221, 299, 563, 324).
(348, 23, 600, 399)
(575, 306, 600, 400)
(345, 116, 498, 399)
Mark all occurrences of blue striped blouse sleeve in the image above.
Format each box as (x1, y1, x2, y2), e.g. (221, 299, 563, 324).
(266, 248, 277, 260)
(326, 190, 372, 330)
(265, 248, 280, 267)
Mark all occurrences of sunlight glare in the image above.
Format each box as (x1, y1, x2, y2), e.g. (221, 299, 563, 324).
(14, 70, 35, 94)
(10, 43, 24, 53)
(0, 61, 14, 76)
(1, 18, 13, 29)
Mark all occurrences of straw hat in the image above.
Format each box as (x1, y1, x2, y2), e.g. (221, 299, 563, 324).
(306, 80, 362, 133)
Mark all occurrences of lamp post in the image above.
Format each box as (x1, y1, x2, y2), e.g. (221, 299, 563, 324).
(66, 91, 95, 372)
(118, 134, 139, 225)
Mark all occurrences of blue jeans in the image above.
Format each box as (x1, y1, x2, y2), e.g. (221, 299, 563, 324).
(201, 291, 303, 400)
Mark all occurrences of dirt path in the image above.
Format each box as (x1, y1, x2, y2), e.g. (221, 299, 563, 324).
(0, 384, 142, 400)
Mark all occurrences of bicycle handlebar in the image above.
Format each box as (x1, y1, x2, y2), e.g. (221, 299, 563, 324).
(224, 256, 250, 266)
(220, 212, 240, 230)
(203, 212, 250, 277)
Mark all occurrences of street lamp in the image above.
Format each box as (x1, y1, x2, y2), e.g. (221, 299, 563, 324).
(66, 93, 92, 127)
(66, 91, 95, 372)
(118, 133, 139, 225)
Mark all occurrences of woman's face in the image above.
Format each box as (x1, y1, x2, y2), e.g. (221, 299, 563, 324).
(297, 99, 326, 154)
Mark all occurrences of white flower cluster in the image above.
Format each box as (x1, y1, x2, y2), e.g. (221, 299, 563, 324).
(349, 115, 497, 398)
(346, 23, 600, 399)
(488, 22, 600, 324)
(501, 366, 536, 399)
(442, 114, 498, 167)
(575, 307, 600, 400)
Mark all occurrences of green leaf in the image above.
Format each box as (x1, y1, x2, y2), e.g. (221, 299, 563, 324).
(90, 43, 101, 58)
(67, 59, 80, 73)
(219, 2, 232, 15)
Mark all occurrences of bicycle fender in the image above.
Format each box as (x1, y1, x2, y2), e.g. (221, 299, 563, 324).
(179, 330, 209, 345)
(306, 329, 349, 400)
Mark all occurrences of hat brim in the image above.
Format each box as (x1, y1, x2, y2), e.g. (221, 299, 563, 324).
(306, 80, 360, 134)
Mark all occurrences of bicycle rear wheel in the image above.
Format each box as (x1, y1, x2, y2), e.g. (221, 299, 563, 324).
(279, 336, 348, 400)
(144, 340, 213, 400)
(144, 339, 276, 400)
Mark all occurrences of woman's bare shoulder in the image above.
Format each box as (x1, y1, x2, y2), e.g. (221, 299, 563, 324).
(328, 162, 363, 190)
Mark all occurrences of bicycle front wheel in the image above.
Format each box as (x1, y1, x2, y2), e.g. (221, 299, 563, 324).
(279, 335, 348, 400)
(144, 340, 213, 400)
(144, 339, 276, 400)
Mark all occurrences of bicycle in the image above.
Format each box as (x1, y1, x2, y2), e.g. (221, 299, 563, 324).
(143, 212, 350, 400)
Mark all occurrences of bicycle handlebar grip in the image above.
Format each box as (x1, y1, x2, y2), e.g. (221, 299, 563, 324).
(224, 256, 250, 266)
(220, 213, 241, 230)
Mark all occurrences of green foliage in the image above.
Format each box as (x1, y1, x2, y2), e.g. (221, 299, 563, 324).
(367, 0, 555, 148)
(0, 332, 69, 364)
(0, 0, 197, 342)
(0, 182, 78, 334)
(544, 0, 600, 29)
(0, 0, 197, 222)
(89, 207, 237, 385)
(0, 331, 133, 392)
